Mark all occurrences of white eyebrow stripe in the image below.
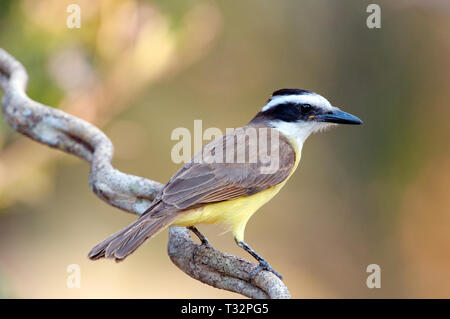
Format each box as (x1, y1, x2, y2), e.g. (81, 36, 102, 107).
(262, 94, 332, 112)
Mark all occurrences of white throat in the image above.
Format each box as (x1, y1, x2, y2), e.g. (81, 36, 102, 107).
(270, 120, 330, 151)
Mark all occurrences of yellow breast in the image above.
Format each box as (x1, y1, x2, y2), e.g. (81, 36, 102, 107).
(172, 137, 301, 242)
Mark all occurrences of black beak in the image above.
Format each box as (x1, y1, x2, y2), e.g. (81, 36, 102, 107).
(317, 109, 363, 125)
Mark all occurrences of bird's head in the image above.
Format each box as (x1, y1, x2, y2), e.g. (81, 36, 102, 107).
(250, 88, 362, 146)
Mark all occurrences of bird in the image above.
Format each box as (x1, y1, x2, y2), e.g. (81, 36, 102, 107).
(88, 88, 362, 279)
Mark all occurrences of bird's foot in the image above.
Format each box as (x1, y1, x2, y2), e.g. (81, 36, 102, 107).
(188, 226, 212, 263)
(235, 239, 284, 281)
(188, 226, 210, 246)
(250, 259, 283, 281)
(200, 237, 210, 247)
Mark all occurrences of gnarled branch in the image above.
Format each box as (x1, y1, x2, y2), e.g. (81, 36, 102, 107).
(0, 48, 290, 299)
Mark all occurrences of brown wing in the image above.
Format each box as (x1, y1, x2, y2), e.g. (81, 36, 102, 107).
(149, 125, 296, 217)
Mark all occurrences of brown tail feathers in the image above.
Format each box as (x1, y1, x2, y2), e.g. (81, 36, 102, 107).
(88, 212, 177, 261)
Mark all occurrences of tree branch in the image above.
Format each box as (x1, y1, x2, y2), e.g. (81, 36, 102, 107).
(0, 48, 290, 299)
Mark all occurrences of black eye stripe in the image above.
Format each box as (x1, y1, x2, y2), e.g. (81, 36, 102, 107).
(250, 101, 325, 124)
(261, 103, 301, 122)
(255, 102, 321, 123)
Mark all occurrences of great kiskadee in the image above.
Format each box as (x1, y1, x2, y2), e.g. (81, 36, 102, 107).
(89, 89, 362, 278)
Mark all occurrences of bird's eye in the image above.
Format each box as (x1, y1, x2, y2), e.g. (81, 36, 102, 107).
(300, 104, 312, 114)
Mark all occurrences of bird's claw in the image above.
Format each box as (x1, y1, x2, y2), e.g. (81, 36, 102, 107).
(191, 234, 211, 263)
(250, 260, 283, 281)
(200, 237, 210, 247)
(188, 226, 210, 247)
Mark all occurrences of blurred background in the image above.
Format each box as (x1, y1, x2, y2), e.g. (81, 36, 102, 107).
(0, 0, 449, 298)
